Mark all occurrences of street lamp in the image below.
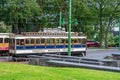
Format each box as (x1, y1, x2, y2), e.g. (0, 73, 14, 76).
(68, 0, 72, 56)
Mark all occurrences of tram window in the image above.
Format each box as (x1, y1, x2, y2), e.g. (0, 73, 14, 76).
(78, 39, 82, 44)
(48, 39, 55, 44)
(71, 38, 74, 43)
(26, 39, 30, 44)
(56, 39, 62, 44)
(59, 39, 62, 43)
(31, 39, 34, 44)
(41, 39, 45, 44)
(62, 39, 65, 43)
(56, 39, 59, 43)
(65, 39, 68, 43)
(47, 39, 53, 44)
(46, 39, 50, 44)
(16, 39, 24, 45)
(51, 39, 54, 43)
(36, 39, 40, 44)
(82, 39, 86, 44)
(20, 39, 24, 45)
(5, 38, 9, 43)
(56, 39, 65, 44)
(73, 38, 77, 43)
(0, 38, 3, 43)
(16, 39, 20, 45)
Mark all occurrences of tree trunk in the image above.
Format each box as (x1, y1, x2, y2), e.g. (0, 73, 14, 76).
(99, 3, 103, 47)
(105, 17, 112, 48)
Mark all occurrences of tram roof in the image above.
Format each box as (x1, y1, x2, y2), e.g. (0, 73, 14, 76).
(13, 36, 86, 39)
(0, 33, 10, 38)
(9, 32, 86, 39)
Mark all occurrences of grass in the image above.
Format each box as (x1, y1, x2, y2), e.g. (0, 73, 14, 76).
(0, 62, 120, 80)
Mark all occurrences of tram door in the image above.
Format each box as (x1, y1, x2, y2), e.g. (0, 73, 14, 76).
(9, 38, 16, 54)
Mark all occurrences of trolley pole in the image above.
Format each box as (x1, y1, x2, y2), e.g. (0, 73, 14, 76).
(119, 18, 120, 49)
(68, 0, 72, 56)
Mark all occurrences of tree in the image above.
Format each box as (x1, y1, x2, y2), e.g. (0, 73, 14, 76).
(37, 0, 66, 29)
(85, 0, 120, 48)
(1, 0, 41, 33)
(72, 0, 93, 33)
(104, 0, 120, 48)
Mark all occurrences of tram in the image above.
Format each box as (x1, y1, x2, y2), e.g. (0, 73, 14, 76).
(9, 32, 87, 56)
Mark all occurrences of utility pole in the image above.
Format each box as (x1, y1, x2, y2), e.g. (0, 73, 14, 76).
(119, 18, 120, 49)
(68, 0, 72, 56)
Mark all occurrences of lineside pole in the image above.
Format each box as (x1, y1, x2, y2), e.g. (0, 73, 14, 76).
(119, 18, 120, 49)
(68, 0, 72, 56)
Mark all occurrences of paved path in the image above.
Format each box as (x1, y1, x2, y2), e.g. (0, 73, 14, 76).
(86, 48, 120, 59)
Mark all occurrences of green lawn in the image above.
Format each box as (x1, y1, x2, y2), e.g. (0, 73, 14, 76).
(0, 62, 120, 80)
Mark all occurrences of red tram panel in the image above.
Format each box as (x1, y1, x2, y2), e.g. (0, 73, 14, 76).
(0, 33, 9, 53)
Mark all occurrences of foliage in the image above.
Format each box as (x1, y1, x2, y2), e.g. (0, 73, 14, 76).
(86, 25, 96, 39)
(72, 0, 94, 33)
(36, 0, 65, 29)
(0, 21, 12, 33)
(0, 0, 41, 33)
(114, 36, 119, 47)
(96, 0, 119, 47)
(108, 33, 115, 46)
(0, 62, 120, 80)
(108, 35, 119, 47)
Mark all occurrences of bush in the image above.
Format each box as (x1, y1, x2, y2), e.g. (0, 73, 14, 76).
(108, 42, 119, 47)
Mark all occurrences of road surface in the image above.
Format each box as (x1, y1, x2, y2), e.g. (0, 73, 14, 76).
(86, 48, 120, 59)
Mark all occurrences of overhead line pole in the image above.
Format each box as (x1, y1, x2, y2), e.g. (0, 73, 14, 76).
(68, 0, 72, 56)
(119, 18, 120, 49)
